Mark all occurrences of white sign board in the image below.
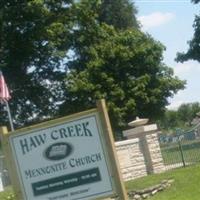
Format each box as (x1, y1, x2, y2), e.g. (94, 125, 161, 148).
(9, 113, 114, 200)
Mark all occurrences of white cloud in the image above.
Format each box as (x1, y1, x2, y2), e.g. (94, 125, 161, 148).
(173, 60, 200, 77)
(167, 60, 200, 110)
(166, 100, 184, 110)
(138, 12, 175, 30)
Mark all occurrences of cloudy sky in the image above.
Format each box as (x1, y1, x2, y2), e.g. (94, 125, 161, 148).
(134, 0, 199, 109)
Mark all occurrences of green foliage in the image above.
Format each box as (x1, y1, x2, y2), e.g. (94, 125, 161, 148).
(176, 0, 200, 62)
(158, 102, 200, 131)
(0, 0, 140, 128)
(177, 103, 198, 124)
(98, 0, 139, 30)
(0, 0, 73, 127)
(0, 187, 15, 200)
(60, 0, 185, 131)
(0, 0, 185, 132)
(158, 110, 180, 131)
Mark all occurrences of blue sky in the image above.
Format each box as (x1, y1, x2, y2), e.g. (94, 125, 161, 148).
(134, 0, 200, 109)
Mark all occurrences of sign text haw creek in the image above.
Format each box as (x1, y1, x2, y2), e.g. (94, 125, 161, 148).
(9, 114, 114, 200)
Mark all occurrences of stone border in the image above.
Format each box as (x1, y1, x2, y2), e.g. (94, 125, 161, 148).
(128, 179, 174, 200)
(108, 179, 174, 200)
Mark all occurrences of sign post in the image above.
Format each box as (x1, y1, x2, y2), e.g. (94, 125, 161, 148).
(1, 99, 128, 200)
(97, 99, 128, 200)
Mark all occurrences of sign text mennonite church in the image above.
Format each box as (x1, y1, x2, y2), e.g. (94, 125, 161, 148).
(1, 100, 128, 200)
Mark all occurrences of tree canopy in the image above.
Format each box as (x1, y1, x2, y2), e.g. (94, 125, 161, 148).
(60, 0, 185, 132)
(0, 0, 185, 134)
(0, 0, 73, 126)
(176, 0, 200, 62)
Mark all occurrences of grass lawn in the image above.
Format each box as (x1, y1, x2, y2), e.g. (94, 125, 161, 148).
(0, 186, 14, 199)
(1, 165, 200, 200)
(126, 164, 200, 200)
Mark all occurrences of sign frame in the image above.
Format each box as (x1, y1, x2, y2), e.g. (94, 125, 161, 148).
(0, 99, 128, 200)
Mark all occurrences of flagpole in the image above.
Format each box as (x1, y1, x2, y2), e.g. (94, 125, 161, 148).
(4, 100, 14, 131)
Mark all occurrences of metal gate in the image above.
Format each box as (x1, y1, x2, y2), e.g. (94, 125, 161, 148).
(159, 123, 200, 170)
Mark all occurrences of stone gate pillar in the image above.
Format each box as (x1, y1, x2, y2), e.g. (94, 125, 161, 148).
(122, 124, 165, 175)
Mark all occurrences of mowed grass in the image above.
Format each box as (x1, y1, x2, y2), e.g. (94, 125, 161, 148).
(126, 164, 200, 200)
(1, 165, 200, 200)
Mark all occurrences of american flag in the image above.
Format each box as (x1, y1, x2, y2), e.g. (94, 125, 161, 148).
(0, 71, 11, 101)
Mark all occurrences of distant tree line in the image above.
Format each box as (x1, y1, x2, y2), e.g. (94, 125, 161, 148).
(158, 102, 200, 132)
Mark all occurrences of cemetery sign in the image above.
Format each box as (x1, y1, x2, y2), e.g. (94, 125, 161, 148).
(1, 100, 127, 200)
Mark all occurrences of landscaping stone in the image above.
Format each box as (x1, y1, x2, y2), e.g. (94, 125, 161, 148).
(104, 179, 174, 200)
(128, 179, 174, 200)
(151, 189, 158, 195)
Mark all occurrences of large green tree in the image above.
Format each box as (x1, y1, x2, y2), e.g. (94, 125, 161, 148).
(0, 0, 73, 127)
(60, 0, 185, 132)
(176, 0, 200, 62)
(0, 0, 186, 134)
(0, 0, 139, 128)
